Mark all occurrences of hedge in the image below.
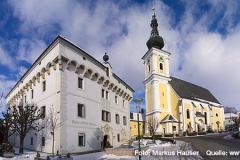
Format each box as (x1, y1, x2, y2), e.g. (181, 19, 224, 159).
(163, 134, 179, 137)
(186, 132, 197, 136)
(198, 132, 206, 135)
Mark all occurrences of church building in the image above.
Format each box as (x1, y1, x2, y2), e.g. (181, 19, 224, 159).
(142, 10, 225, 135)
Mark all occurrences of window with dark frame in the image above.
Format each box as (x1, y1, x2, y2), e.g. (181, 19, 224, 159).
(172, 126, 176, 131)
(42, 81, 46, 92)
(186, 109, 190, 119)
(78, 104, 85, 118)
(41, 106, 46, 119)
(102, 110, 106, 121)
(78, 133, 85, 146)
(31, 137, 33, 145)
(160, 63, 163, 70)
(123, 116, 126, 125)
(106, 91, 109, 100)
(117, 134, 120, 142)
(115, 96, 118, 104)
(204, 112, 207, 124)
(123, 100, 125, 107)
(106, 67, 109, 77)
(25, 95, 26, 103)
(78, 77, 83, 89)
(130, 113, 133, 119)
(116, 114, 119, 124)
(102, 110, 111, 122)
(31, 89, 34, 99)
(42, 137, 45, 146)
(102, 89, 104, 98)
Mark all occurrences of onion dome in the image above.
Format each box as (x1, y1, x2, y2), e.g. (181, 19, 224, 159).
(103, 53, 109, 62)
(146, 12, 164, 50)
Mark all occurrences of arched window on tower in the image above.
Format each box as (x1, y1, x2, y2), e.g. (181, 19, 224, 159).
(160, 63, 163, 71)
(147, 59, 150, 72)
(204, 112, 207, 124)
(186, 109, 190, 119)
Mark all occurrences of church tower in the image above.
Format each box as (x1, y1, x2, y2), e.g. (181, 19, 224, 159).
(142, 7, 172, 135)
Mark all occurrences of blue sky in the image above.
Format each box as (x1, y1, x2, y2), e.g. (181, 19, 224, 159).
(1, 0, 240, 113)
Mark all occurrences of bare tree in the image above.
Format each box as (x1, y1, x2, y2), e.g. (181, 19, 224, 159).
(0, 109, 16, 142)
(224, 106, 237, 114)
(11, 103, 43, 153)
(46, 105, 64, 157)
(146, 118, 160, 137)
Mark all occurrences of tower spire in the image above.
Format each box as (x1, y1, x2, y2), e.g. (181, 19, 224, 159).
(146, 5, 164, 50)
(152, 2, 155, 14)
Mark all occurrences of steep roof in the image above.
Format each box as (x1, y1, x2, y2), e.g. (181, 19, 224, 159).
(169, 77, 220, 104)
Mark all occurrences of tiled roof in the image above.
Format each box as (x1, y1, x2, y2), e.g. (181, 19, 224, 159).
(169, 77, 220, 104)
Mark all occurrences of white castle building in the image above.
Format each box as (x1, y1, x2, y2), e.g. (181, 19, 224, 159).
(6, 36, 134, 154)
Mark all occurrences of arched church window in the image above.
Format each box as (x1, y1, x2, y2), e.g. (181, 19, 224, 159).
(160, 63, 163, 70)
(187, 109, 190, 119)
(204, 112, 207, 124)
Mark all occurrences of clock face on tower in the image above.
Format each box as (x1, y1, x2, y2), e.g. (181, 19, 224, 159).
(159, 55, 164, 62)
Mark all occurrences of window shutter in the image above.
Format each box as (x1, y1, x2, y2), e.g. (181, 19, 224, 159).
(102, 111, 104, 121)
(82, 105, 85, 117)
(78, 104, 81, 117)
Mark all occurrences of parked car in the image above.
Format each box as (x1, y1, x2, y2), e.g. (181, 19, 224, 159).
(231, 131, 240, 139)
(131, 141, 145, 148)
(145, 140, 157, 146)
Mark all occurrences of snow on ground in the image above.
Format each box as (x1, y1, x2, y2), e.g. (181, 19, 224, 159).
(0, 140, 203, 160)
(99, 140, 203, 160)
(223, 134, 234, 139)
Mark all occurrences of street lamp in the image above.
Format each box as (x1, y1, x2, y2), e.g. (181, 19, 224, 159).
(134, 98, 143, 160)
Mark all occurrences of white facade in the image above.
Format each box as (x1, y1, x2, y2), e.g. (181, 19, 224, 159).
(6, 36, 134, 154)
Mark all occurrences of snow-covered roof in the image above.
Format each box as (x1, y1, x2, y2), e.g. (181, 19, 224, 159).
(192, 97, 221, 107)
(224, 113, 238, 119)
(130, 112, 145, 121)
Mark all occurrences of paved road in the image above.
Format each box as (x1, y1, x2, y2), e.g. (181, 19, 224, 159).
(178, 133, 240, 160)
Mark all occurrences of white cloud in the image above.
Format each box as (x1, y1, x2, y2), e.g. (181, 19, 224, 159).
(0, 74, 16, 111)
(4, 0, 240, 111)
(18, 66, 28, 78)
(0, 45, 15, 70)
(17, 39, 47, 64)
